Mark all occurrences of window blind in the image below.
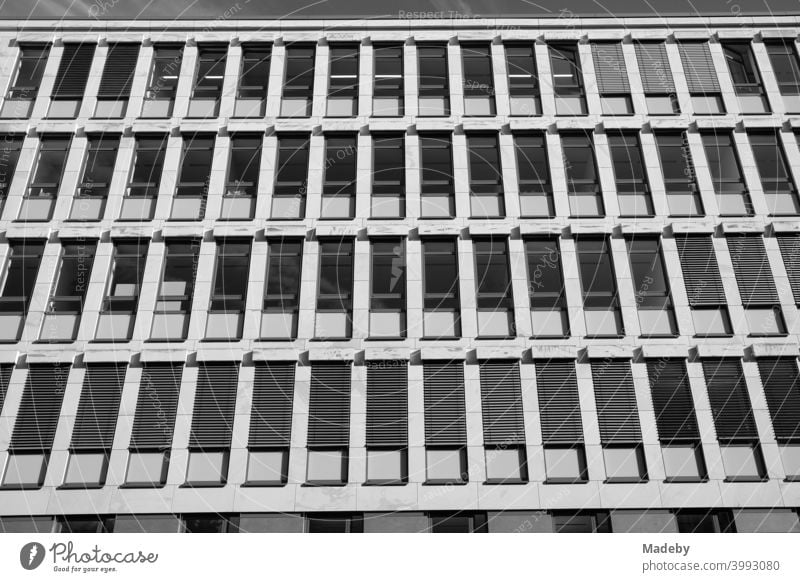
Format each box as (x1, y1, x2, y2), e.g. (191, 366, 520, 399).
(479, 360, 525, 445)
(248, 362, 295, 448)
(702, 358, 758, 440)
(0, 364, 12, 416)
(591, 360, 642, 443)
(188, 362, 239, 449)
(70, 364, 125, 450)
(635, 42, 675, 93)
(307, 363, 351, 447)
(97, 43, 140, 99)
(10, 364, 70, 451)
(678, 42, 720, 92)
(52, 43, 96, 98)
(366, 363, 408, 447)
(591, 43, 630, 93)
(129, 364, 182, 450)
(776, 235, 800, 304)
(647, 359, 700, 442)
(756, 357, 800, 441)
(423, 362, 467, 446)
(536, 360, 583, 444)
(675, 236, 727, 306)
(726, 236, 779, 305)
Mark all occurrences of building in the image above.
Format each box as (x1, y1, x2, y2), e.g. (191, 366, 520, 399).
(0, 14, 799, 533)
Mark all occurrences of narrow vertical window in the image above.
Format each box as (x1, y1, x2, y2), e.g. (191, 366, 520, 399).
(702, 131, 752, 216)
(723, 41, 770, 114)
(95, 43, 140, 118)
(461, 43, 495, 116)
(467, 134, 504, 217)
(307, 363, 351, 485)
(505, 44, 541, 116)
(655, 132, 703, 216)
(678, 41, 725, 114)
(316, 240, 354, 339)
(515, 133, 552, 217)
(756, 358, 800, 479)
(172, 135, 215, 220)
(525, 238, 568, 337)
(222, 135, 261, 220)
(626, 237, 677, 336)
(371, 134, 405, 218)
(419, 134, 454, 217)
(188, 45, 226, 118)
(591, 42, 632, 115)
(41, 242, 97, 341)
(235, 44, 270, 117)
(151, 240, 200, 341)
(675, 235, 732, 336)
(366, 362, 408, 484)
(373, 43, 403, 116)
(765, 41, 800, 112)
(21, 136, 71, 221)
(262, 240, 302, 340)
(281, 44, 315, 118)
(609, 133, 653, 217)
(321, 135, 357, 218)
(749, 131, 799, 215)
(0, 135, 24, 204)
(474, 238, 514, 338)
(271, 135, 310, 219)
(0, 240, 45, 341)
(562, 132, 603, 217)
(777, 234, 800, 305)
(327, 44, 359, 117)
(549, 44, 587, 115)
(96, 240, 148, 342)
(576, 237, 623, 336)
(634, 41, 679, 114)
(1, 44, 49, 119)
(369, 238, 406, 338)
(142, 45, 183, 118)
(122, 135, 167, 221)
(206, 240, 251, 340)
(418, 45, 450, 116)
(71, 135, 120, 221)
(422, 239, 460, 338)
(424, 362, 467, 484)
(479, 361, 527, 483)
(48, 43, 95, 118)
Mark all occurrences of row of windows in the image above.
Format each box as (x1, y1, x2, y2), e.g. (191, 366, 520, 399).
(0, 356, 798, 489)
(1, 231, 798, 342)
(4, 38, 800, 120)
(2, 128, 800, 221)
(1, 509, 793, 533)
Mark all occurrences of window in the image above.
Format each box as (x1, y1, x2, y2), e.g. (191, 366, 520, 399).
(479, 361, 527, 483)
(172, 135, 215, 220)
(272, 135, 309, 219)
(262, 240, 303, 339)
(57, 516, 114, 534)
(419, 134, 454, 217)
(0, 240, 45, 341)
(370, 239, 406, 338)
(418, 45, 449, 116)
(2, 364, 69, 489)
(655, 132, 703, 216)
(96, 240, 148, 342)
(182, 514, 237, 533)
(749, 131, 799, 215)
(424, 362, 467, 484)
(591, 42, 633, 115)
(626, 238, 677, 336)
(723, 42, 769, 113)
(505, 44, 541, 116)
(186, 363, 239, 486)
(307, 363, 351, 485)
(1, 44, 49, 118)
(223, 135, 261, 220)
(515, 134, 552, 216)
(307, 514, 363, 533)
(40, 242, 97, 341)
(549, 44, 587, 115)
(151, 240, 200, 340)
(95, 43, 139, 118)
(126, 364, 182, 487)
(422, 240, 461, 338)
(647, 359, 707, 481)
(142, 45, 183, 118)
(609, 134, 653, 216)
(121, 135, 167, 221)
(679, 42, 725, 114)
(0, 135, 24, 205)
(562, 133, 603, 216)
(113, 515, 180, 533)
(71, 135, 119, 220)
(702, 359, 766, 481)
(206, 240, 251, 340)
(777, 235, 800, 305)
(327, 44, 359, 117)
(188, 45, 226, 118)
(321, 135, 357, 218)
(373, 43, 403, 116)
(64, 365, 125, 488)
(430, 512, 488, 533)
(536, 360, 587, 483)
(525, 239, 568, 337)
(371, 134, 405, 218)
(634, 41, 679, 114)
(467, 134, 504, 217)
(553, 512, 612, 533)
(474, 239, 514, 337)
(48, 43, 95, 118)
(727, 235, 785, 336)
(462, 43, 495, 115)
(576, 238, 623, 337)
(366, 362, 408, 484)
(235, 44, 270, 117)
(316, 240, 353, 339)
(21, 136, 70, 221)
(702, 131, 752, 215)
(765, 41, 800, 112)
(246, 363, 294, 485)
(675, 235, 732, 336)
(756, 358, 800, 479)
(675, 510, 735, 533)
(591, 361, 647, 482)
(281, 44, 315, 117)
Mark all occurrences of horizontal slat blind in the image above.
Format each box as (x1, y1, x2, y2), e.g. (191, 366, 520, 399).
(366, 363, 408, 447)
(479, 361, 525, 445)
(0, 364, 12, 416)
(52, 43, 96, 98)
(129, 364, 182, 450)
(591, 43, 630, 93)
(702, 358, 758, 440)
(97, 43, 140, 99)
(675, 236, 727, 306)
(189, 362, 239, 449)
(70, 364, 125, 450)
(11, 364, 70, 451)
(756, 358, 800, 441)
(776, 236, 800, 303)
(249, 362, 295, 448)
(591, 360, 642, 443)
(635, 42, 675, 93)
(726, 236, 778, 305)
(424, 362, 466, 446)
(536, 360, 583, 444)
(678, 42, 720, 92)
(647, 359, 700, 441)
(307, 363, 351, 447)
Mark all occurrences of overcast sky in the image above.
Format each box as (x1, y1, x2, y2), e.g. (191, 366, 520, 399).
(0, 0, 797, 21)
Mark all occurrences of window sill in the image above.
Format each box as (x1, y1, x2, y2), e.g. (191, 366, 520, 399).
(584, 334, 625, 339)
(420, 336, 462, 341)
(418, 216, 456, 220)
(118, 483, 166, 489)
(240, 481, 287, 488)
(783, 476, 800, 483)
(309, 337, 353, 342)
(89, 338, 131, 344)
(255, 337, 298, 342)
(543, 479, 588, 485)
(32, 339, 76, 344)
(179, 482, 227, 488)
(365, 336, 407, 341)
(603, 478, 649, 484)
(0, 484, 43, 491)
(663, 478, 709, 484)
(362, 480, 408, 486)
(639, 334, 678, 339)
(200, 337, 243, 342)
(693, 334, 734, 339)
(57, 484, 105, 490)
(423, 480, 468, 486)
(302, 481, 348, 487)
(748, 333, 789, 338)
(476, 335, 517, 340)
(722, 477, 768, 483)
(144, 338, 188, 343)
(483, 479, 528, 485)
(530, 335, 570, 340)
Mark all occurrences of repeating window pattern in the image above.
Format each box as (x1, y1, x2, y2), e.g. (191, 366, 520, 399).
(422, 239, 460, 338)
(505, 44, 541, 115)
(424, 361, 467, 483)
(525, 238, 568, 337)
(474, 238, 514, 337)
(634, 41, 679, 114)
(0, 240, 45, 341)
(49, 43, 95, 118)
(2, 44, 49, 118)
(366, 362, 408, 484)
(143, 45, 183, 118)
(373, 44, 403, 116)
(307, 363, 351, 484)
(591, 42, 632, 115)
(235, 44, 270, 117)
(96, 43, 140, 118)
(678, 41, 725, 114)
(515, 133, 552, 216)
(675, 235, 732, 337)
(576, 238, 622, 336)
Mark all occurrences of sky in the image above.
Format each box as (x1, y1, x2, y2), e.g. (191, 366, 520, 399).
(0, 0, 798, 21)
